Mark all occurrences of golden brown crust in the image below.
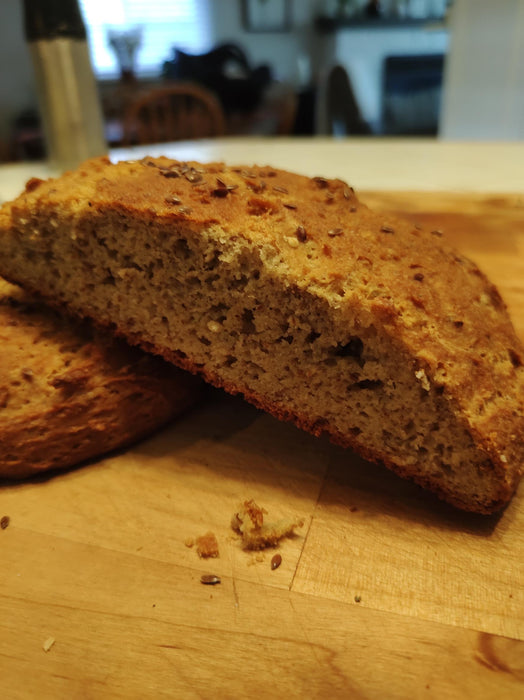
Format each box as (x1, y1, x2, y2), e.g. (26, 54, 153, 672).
(0, 278, 203, 479)
(0, 157, 522, 511)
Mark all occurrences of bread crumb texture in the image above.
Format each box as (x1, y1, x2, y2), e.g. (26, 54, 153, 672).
(0, 156, 522, 511)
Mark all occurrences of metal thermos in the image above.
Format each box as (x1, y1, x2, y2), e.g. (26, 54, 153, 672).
(23, 0, 107, 171)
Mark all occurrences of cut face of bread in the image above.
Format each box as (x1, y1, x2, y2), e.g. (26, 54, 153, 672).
(0, 276, 203, 479)
(0, 157, 522, 511)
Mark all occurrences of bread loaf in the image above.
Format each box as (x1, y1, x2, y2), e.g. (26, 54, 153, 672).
(0, 156, 522, 511)
(0, 276, 202, 479)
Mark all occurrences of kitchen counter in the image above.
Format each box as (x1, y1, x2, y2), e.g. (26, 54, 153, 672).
(1, 138, 523, 698)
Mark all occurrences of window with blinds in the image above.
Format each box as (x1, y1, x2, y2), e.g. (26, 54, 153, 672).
(78, 0, 211, 79)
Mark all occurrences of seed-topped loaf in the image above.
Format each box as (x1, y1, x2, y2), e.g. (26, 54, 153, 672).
(0, 156, 522, 511)
(0, 275, 202, 479)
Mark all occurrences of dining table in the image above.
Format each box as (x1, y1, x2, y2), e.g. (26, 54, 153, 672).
(0, 137, 523, 699)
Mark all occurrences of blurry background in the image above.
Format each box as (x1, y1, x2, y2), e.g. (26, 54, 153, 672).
(1, 0, 523, 161)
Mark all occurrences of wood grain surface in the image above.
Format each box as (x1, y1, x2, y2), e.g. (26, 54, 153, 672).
(1, 192, 523, 699)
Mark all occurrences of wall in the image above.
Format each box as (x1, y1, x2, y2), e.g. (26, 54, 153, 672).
(0, 0, 36, 148)
(440, 0, 524, 140)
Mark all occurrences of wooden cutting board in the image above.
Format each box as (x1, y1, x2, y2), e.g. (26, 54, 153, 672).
(1, 192, 523, 699)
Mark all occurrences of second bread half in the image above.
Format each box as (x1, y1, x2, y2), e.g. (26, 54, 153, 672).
(0, 276, 203, 479)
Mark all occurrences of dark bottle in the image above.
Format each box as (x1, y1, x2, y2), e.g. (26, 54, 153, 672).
(23, 0, 107, 171)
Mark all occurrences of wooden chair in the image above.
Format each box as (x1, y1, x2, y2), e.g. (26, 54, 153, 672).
(122, 82, 226, 145)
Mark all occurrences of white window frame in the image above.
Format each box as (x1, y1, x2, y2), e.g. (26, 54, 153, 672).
(78, 0, 211, 79)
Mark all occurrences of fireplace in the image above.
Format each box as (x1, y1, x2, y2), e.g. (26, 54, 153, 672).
(381, 54, 445, 135)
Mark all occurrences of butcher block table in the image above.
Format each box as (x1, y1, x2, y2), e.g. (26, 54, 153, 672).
(1, 139, 523, 699)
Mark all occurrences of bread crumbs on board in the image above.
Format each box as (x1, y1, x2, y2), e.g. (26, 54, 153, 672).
(231, 499, 304, 550)
(42, 637, 55, 653)
(195, 531, 219, 558)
